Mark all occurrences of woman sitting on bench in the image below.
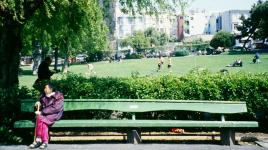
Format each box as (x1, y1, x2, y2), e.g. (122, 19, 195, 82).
(29, 83, 64, 149)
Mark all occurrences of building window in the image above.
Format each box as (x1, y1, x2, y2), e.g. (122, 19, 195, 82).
(118, 17, 123, 25)
(233, 23, 238, 30)
(119, 25, 124, 37)
(128, 17, 133, 25)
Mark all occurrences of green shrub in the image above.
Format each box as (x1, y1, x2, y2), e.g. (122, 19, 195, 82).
(125, 53, 144, 59)
(174, 48, 189, 57)
(18, 72, 268, 130)
(0, 87, 22, 144)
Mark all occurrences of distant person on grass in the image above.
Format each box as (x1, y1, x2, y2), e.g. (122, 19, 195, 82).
(226, 59, 243, 67)
(167, 56, 172, 70)
(253, 52, 260, 64)
(29, 83, 64, 149)
(157, 55, 164, 72)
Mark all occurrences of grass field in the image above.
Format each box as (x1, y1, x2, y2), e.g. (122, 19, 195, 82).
(19, 53, 268, 87)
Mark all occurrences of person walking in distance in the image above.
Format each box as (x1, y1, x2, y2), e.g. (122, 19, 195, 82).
(167, 55, 172, 71)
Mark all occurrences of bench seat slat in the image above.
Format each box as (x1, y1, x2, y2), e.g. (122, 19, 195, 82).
(14, 120, 258, 128)
(21, 99, 247, 114)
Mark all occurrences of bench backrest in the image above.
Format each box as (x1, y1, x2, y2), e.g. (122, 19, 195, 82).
(20, 99, 247, 114)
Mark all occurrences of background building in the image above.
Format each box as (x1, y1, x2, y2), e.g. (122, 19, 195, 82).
(99, 0, 251, 49)
(219, 10, 250, 34)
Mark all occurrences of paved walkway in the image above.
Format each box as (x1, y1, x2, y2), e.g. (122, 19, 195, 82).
(0, 144, 265, 150)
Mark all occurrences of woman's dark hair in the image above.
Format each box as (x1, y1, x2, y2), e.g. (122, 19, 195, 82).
(46, 83, 55, 91)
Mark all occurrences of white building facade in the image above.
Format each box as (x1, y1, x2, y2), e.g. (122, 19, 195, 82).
(219, 10, 250, 34)
(184, 9, 211, 36)
(113, 1, 178, 49)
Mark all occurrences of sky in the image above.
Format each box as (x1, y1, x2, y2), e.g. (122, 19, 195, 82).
(188, 0, 259, 12)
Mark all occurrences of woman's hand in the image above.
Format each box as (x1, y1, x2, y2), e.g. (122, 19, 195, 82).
(35, 111, 41, 115)
(35, 101, 41, 107)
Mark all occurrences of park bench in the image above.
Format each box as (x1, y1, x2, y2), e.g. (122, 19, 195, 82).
(14, 99, 258, 145)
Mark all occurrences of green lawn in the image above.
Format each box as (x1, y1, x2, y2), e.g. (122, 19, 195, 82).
(19, 53, 268, 87)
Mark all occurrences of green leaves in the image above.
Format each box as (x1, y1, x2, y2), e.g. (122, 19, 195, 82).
(22, 0, 108, 59)
(120, 27, 170, 51)
(210, 31, 235, 49)
(237, 1, 268, 46)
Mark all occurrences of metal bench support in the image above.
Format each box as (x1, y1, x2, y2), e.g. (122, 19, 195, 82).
(127, 130, 141, 144)
(220, 129, 235, 145)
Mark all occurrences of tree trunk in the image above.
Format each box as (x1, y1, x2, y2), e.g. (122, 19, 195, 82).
(54, 47, 59, 71)
(32, 46, 42, 75)
(242, 28, 256, 51)
(62, 54, 69, 73)
(0, 20, 22, 88)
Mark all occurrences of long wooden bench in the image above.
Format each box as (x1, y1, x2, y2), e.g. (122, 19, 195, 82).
(14, 99, 258, 145)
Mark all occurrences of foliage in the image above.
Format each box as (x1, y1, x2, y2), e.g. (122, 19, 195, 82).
(0, 87, 22, 144)
(22, 0, 108, 68)
(144, 27, 169, 46)
(125, 53, 145, 59)
(120, 31, 150, 51)
(86, 50, 112, 62)
(173, 48, 190, 57)
(183, 38, 210, 51)
(237, 0, 268, 50)
(210, 31, 235, 49)
(120, 28, 170, 52)
(0, 0, 185, 89)
(118, 0, 171, 15)
(19, 72, 268, 124)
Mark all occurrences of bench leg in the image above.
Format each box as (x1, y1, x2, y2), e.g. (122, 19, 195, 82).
(127, 130, 142, 144)
(220, 129, 235, 145)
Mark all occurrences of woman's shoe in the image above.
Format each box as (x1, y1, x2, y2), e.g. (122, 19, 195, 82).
(39, 143, 48, 149)
(28, 141, 42, 149)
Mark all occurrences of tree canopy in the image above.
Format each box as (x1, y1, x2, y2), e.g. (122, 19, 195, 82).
(210, 31, 235, 49)
(120, 28, 169, 52)
(22, 0, 108, 62)
(0, 0, 184, 88)
(237, 0, 268, 50)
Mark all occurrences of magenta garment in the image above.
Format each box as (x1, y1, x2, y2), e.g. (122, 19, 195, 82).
(39, 91, 64, 125)
(36, 115, 49, 143)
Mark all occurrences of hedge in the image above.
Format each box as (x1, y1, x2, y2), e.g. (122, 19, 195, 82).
(21, 71, 268, 125)
(173, 49, 190, 57)
(1, 71, 268, 143)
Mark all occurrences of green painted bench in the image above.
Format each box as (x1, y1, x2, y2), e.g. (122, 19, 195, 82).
(14, 99, 258, 145)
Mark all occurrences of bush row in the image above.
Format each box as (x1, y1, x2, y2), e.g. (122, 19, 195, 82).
(125, 53, 144, 59)
(173, 49, 190, 57)
(22, 71, 268, 125)
(0, 87, 21, 144)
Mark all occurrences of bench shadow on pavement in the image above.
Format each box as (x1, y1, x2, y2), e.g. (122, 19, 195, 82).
(50, 139, 222, 145)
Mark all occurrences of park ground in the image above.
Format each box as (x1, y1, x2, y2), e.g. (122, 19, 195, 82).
(19, 53, 268, 87)
(1, 132, 268, 150)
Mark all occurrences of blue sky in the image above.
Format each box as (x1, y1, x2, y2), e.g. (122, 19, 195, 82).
(188, 0, 259, 12)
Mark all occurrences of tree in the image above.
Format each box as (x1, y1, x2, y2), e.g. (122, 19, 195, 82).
(144, 27, 160, 46)
(22, 0, 108, 73)
(237, 0, 268, 50)
(121, 28, 169, 52)
(210, 31, 235, 50)
(0, 0, 184, 89)
(124, 31, 150, 52)
(159, 33, 169, 46)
